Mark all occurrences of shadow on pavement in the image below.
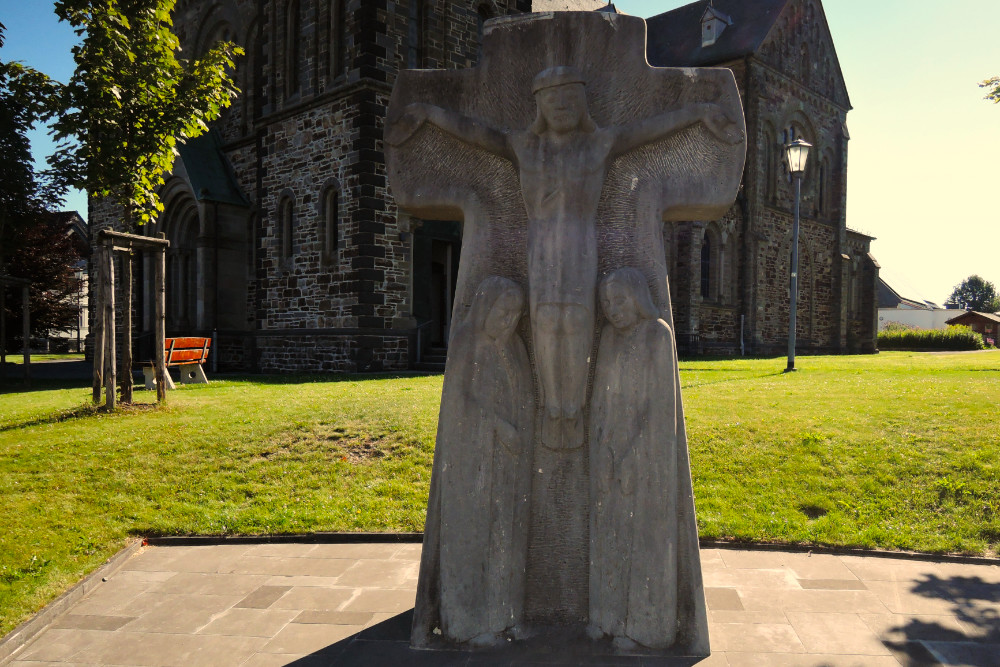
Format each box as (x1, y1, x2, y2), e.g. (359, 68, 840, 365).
(885, 573, 1000, 666)
(288, 609, 716, 666)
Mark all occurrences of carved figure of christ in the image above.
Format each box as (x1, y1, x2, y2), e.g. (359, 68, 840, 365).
(388, 66, 740, 448)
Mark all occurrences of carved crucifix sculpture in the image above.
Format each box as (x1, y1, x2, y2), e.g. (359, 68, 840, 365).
(386, 11, 746, 657)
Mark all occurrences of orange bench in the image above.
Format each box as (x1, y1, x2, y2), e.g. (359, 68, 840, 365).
(143, 337, 211, 390)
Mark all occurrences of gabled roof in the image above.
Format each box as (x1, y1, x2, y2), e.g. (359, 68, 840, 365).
(646, 0, 789, 67)
(945, 311, 1000, 325)
(878, 273, 942, 311)
(177, 129, 250, 207)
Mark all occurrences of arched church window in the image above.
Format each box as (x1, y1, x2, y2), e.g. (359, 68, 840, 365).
(321, 185, 340, 263)
(330, 0, 347, 77)
(407, 0, 424, 69)
(285, 0, 301, 98)
(279, 195, 295, 262)
(818, 161, 826, 214)
(763, 123, 777, 201)
(700, 233, 711, 300)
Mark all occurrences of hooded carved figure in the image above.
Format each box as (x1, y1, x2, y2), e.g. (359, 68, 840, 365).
(588, 267, 708, 653)
(412, 276, 535, 648)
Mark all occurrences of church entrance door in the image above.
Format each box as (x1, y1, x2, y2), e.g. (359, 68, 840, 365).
(412, 220, 462, 347)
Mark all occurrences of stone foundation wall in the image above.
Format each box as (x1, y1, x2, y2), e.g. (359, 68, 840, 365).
(697, 304, 741, 352)
(252, 332, 409, 373)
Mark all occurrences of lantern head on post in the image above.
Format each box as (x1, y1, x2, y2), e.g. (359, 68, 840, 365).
(785, 138, 812, 176)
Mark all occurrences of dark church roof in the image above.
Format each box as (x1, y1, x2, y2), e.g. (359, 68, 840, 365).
(177, 129, 250, 207)
(646, 0, 789, 67)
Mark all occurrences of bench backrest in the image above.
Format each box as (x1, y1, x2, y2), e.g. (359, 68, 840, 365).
(165, 337, 211, 365)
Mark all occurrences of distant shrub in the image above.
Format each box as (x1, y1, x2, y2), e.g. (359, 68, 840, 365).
(881, 321, 920, 333)
(878, 324, 986, 351)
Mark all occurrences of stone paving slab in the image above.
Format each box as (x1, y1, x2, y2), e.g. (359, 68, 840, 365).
(2, 543, 999, 666)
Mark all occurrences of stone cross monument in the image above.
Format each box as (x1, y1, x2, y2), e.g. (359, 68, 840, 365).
(386, 11, 746, 658)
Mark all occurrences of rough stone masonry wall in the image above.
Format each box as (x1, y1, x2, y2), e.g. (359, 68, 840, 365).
(255, 332, 408, 372)
(754, 211, 839, 353)
(244, 1, 373, 371)
(698, 304, 741, 353)
(749, 59, 848, 354)
(248, 0, 531, 372)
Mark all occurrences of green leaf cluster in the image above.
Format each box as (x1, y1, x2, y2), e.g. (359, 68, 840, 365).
(50, 0, 244, 227)
(981, 76, 1000, 104)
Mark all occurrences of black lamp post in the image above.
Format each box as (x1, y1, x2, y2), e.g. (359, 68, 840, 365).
(785, 138, 811, 372)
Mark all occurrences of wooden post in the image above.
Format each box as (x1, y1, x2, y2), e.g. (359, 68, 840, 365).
(103, 243, 116, 409)
(92, 251, 105, 404)
(121, 251, 133, 404)
(154, 239, 167, 402)
(22, 285, 30, 386)
(0, 283, 6, 383)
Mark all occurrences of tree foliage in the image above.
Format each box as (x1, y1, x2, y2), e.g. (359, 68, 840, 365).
(1, 22, 82, 349)
(0, 21, 65, 251)
(945, 275, 1000, 313)
(2, 214, 84, 350)
(51, 0, 243, 227)
(981, 76, 1000, 104)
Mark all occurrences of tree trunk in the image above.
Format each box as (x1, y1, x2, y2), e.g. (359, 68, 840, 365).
(154, 242, 167, 402)
(92, 251, 105, 404)
(103, 244, 116, 410)
(21, 285, 30, 386)
(0, 283, 6, 384)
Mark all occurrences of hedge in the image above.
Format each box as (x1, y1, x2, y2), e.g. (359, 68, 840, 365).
(878, 324, 987, 351)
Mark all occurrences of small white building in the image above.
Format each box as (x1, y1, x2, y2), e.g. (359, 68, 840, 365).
(877, 273, 954, 331)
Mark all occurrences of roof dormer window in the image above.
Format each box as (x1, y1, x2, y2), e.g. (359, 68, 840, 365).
(701, 5, 733, 48)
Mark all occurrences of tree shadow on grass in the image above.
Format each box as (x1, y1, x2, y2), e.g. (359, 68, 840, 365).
(0, 401, 160, 432)
(680, 370, 784, 390)
(0, 377, 90, 395)
(215, 371, 440, 386)
(883, 573, 1000, 666)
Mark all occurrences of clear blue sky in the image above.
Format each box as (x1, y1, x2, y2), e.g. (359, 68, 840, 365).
(2, 0, 998, 305)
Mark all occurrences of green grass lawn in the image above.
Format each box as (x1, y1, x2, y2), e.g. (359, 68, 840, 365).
(1, 350, 998, 636)
(3, 353, 85, 363)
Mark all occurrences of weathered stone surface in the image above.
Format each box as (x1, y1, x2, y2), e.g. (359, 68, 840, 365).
(425, 276, 534, 647)
(590, 268, 698, 651)
(387, 11, 745, 657)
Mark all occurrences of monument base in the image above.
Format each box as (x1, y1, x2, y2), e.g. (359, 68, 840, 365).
(340, 610, 710, 665)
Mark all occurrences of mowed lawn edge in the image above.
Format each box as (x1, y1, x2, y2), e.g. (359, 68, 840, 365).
(1, 351, 998, 637)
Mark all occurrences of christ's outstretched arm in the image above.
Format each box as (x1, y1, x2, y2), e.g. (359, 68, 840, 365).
(609, 102, 742, 160)
(385, 103, 514, 161)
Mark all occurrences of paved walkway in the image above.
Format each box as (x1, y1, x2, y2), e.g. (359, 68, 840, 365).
(2, 542, 999, 666)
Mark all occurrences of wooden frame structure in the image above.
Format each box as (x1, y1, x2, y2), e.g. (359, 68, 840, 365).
(93, 230, 170, 408)
(0, 274, 32, 385)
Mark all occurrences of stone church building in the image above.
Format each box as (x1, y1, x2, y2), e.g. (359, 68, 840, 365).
(90, 0, 878, 372)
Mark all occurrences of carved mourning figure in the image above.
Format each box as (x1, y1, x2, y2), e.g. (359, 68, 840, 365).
(412, 276, 534, 648)
(386, 11, 746, 658)
(390, 68, 738, 451)
(589, 268, 706, 653)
